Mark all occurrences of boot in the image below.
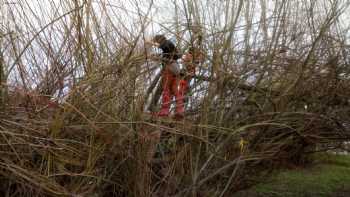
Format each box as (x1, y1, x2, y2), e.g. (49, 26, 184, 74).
(174, 101, 184, 120)
(158, 89, 171, 117)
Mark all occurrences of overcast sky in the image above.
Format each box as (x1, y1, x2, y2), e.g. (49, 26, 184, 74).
(1, 0, 349, 38)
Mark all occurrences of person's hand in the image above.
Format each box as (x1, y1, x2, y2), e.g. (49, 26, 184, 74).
(145, 40, 159, 47)
(148, 53, 161, 61)
(144, 40, 153, 48)
(182, 53, 193, 63)
(145, 39, 153, 45)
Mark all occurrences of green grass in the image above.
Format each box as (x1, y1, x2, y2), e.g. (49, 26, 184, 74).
(249, 154, 350, 197)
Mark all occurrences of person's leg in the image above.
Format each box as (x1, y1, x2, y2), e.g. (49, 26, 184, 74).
(158, 70, 173, 116)
(174, 78, 187, 119)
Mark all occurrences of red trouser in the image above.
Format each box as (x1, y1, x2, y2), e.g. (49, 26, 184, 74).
(158, 68, 187, 117)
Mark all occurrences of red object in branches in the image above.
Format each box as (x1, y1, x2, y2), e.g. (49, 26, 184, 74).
(157, 68, 185, 118)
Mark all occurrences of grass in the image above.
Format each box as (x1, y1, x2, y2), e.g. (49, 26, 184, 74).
(244, 154, 350, 197)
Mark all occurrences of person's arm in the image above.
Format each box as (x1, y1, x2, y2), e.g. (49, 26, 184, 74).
(145, 40, 159, 47)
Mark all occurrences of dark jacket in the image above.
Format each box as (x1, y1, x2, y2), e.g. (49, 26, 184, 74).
(159, 40, 181, 62)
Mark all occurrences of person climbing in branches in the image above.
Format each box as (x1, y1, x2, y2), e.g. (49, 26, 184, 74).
(179, 25, 205, 106)
(180, 46, 204, 102)
(146, 34, 184, 119)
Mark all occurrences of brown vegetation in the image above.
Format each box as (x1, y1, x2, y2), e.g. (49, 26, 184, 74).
(0, 0, 350, 196)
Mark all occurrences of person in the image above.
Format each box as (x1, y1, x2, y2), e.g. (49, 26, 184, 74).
(147, 34, 184, 118)
(179, 47, 204, 104)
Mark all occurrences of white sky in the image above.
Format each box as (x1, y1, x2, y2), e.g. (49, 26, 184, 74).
(1, 0, 350, 87)
(1, 0, 349, 38)
(1, 1, 349, 59)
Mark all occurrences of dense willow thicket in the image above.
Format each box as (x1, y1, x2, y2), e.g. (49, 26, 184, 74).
(0, 0, 349, 196)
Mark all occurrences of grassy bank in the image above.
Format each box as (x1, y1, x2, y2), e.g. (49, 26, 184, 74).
(237, 154, 350, 197)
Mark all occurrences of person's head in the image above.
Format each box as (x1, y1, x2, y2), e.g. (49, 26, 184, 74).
(152, 34, 166, 44)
